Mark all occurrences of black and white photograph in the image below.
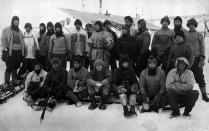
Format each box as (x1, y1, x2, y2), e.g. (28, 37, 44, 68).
(0, 0, 209, 130)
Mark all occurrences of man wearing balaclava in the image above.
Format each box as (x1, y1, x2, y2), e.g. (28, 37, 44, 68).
(135, 19, 151, 77)
(151, 15, 175, 72)
(138, 55, 166, 113)
(87, 21, 114, 70)
(1, 16, 25, 84)
(166, 57, 199, 118)
(112, 56, 139, 118)
(48, 22, 71, 69)
(39, 22, 54, 71)
(185, 18, 209, 102)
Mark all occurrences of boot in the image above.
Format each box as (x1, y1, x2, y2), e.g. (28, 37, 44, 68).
(88, 95, 98, 110)
(129, 105, 137, 116)
(123, 105, 131, 117)
(169, 111, 180, 118)
(202, 93, 209, 102)
(4, 72, 11, 84)
(99, 94, 107, 110)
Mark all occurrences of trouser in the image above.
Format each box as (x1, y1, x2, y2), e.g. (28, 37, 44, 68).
(66, 88, 88, 103)
(52, 53, 67, 69)
(5, 50, 23, 83)
(118, 84, 138, 106)
(70, 55, 85, 68)
(88, 84, 110, 104)
(45, 55, 52, 72)
(166, 89, 199, 114)
(110, 56, 117, 73)
(135, 50, 150, 77)
(39, 55, 47, 71)
(84, 56, 90, 69)
(27, 82, 47, 100)
(136, 93, 168, 110)
(17, 58, 35, 79)
(191, 57, 207, 94)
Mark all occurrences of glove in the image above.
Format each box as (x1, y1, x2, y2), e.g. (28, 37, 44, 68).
(1, 49, 9, 62)
(131, 84, 138, 93)
(143, 103, 149, 111)
(198, 56, 205, 67)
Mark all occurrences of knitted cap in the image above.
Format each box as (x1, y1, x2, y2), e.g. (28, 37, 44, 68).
(161, 15, 170, 25)
(51, 57, 61, 65)
(93, 59, 105, 68)
(174, 16, 182, 23)
(74, 19, 82, 26)
(24, 23, 32, 29)
(47, 22, 54, 28)
(55, 22, 62, 29)
(187, 18, 197, 27)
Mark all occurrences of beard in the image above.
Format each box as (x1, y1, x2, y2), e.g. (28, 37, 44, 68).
(74, 66, 81, 71)
(46, 29, 54, 36)
(148, 68, 157, 76)
(174, 25, 182, 32)
(55, 31, 63, 37)
(11, 24, 19, 32)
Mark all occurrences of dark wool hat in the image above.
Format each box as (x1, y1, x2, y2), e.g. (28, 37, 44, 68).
(187, 18, 197, 27)
(40, 23, 46, 27)
(74, 19, 82, 26)
(24, 23, 32, 29)
(55, 22, 62, 29)
(124, 16, 133, 23)
(12, 16, 19, 21)
(174, 16, 182, 23)
(161, 15, 170, 25)
(47, 22, 54, 28)
(86, 23, 93, 28)
(73, 56, 81, 64)
(51, 57, 61, 65)
(103, 20, 111, 27)
(147, 55, 157, 65)
(174, 30, 185, 39)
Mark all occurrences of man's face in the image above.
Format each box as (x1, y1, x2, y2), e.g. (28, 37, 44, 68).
(122, 62, 129, 68)
(52, 63, 59, 71)
(122, 29, 128, 35)
(162, 21, 168, 28)
(175, 36, 184, 43)
(148, 62, 156, 69)
(55, 27, 61, 32)
(73, 61, 80, 69)
(177, 61, 187, 71)
(105, 24, 111, 29)
(13, 20, 19, 27)
(137, 23, 142, 30)
(25, 27, 31, 33)
(96, 65, 103, 71)
(174, 20, 181, 27)
(40, 26, 45, 31)
(75, 24, 81, 30)
(124, 20, 132, 27)
(94, 24, 100, 32)
(189, 24, 196, 31)
(34, 65, 41, 71)
(48, 26, 53, 31)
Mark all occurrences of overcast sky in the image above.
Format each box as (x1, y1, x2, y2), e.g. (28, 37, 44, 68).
(0, 0, 208, 30)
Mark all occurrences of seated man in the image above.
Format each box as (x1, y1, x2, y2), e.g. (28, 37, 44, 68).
(86, 59, 111, 110)
(43, 58, 78, 110)
(137, 55, 167, 112)
(166, 57, 199, 118)
(67, 57, 89, 106)
(24, 61, 47, 105)
(112, 57, 139, 117)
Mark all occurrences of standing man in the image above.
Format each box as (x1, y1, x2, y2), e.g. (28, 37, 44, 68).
(49, 22, 71, 69)
(87, 21, 114, 69)
(151, 16, 175, 72)
(39, 22, 54, 71)
(185, 18, 209, 102)
(135, 19, 151, 77)
(70, 19, 88, 68)
(123, 16, 138, 37)
(1, 16, 25, 84)
(173, 16, 187, 34)
(103, 20, 118, 72)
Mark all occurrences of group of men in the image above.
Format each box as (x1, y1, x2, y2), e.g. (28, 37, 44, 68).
(1, 14, 208, 118)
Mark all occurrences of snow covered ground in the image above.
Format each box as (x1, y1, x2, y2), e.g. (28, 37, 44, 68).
(0, 39, 209, 131)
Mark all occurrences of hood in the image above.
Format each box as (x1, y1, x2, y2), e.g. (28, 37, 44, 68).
(93, 59, 106, 70)
(137, 19, 147, 33)
(175, 57, 190, 68)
